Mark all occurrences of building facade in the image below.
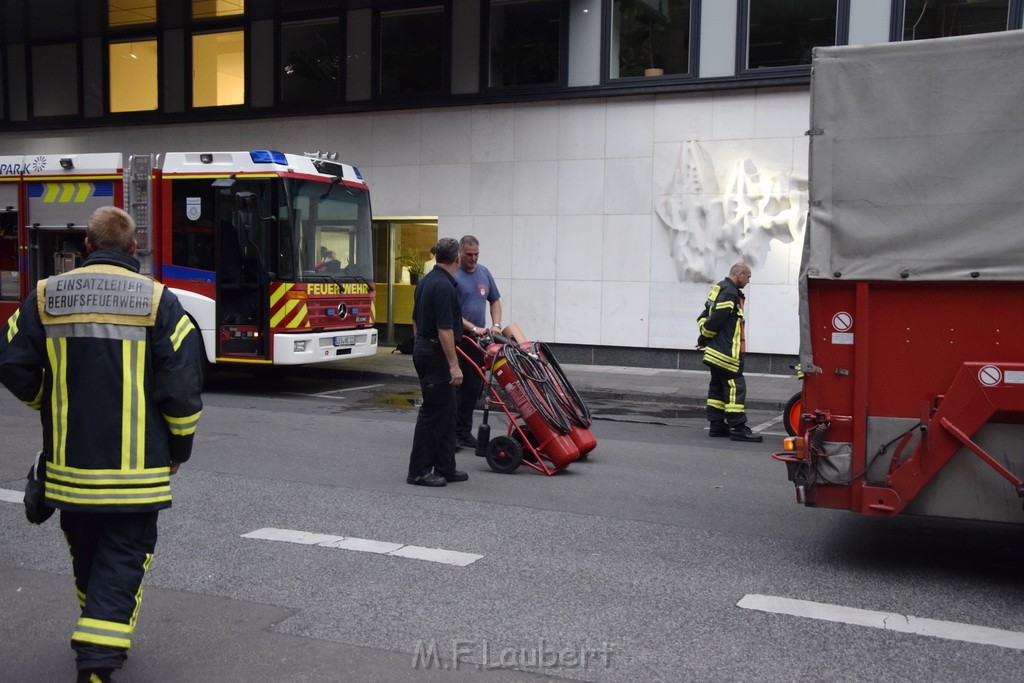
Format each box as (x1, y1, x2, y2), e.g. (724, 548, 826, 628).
(1, 0, 1020, 369)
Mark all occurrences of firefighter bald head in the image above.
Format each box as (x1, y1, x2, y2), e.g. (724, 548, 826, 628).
(729, 262, 752, 289)
(85, 206, 137, 256)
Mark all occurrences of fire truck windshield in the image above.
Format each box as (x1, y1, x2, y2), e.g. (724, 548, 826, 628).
(287, 178, 374, 285)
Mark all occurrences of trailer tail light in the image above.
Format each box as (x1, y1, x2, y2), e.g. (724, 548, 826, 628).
(783, 436, 806, 461)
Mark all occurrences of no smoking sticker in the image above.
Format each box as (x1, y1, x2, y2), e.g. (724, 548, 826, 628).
(832, 311, 853, 332)
(978, 365, 1002, 386)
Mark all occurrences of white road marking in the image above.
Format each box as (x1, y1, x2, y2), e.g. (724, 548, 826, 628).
(242, 527, 482, 567)
(282, 383, 384, 399)
(0, 488, 23, 504)
(738, 594, 1024, 651)
(751, 416, 782, 433)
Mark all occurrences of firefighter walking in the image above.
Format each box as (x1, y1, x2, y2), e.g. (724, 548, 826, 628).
(0, 207, 203, 682)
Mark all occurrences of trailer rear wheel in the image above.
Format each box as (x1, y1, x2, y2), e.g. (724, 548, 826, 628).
(486, 436, 523, 474)
(784, 392, 802, 437)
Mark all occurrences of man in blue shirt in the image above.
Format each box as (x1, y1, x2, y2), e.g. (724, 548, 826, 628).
(453, 235, 503, 449)
(407, 237, 469, 486)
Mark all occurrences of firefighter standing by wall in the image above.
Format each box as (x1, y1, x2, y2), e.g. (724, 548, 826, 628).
(0, 206, 203, 682)
(697, 261, 762, 443)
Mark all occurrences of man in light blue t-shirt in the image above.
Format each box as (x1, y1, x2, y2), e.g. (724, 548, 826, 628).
(454, 235, 502, 449)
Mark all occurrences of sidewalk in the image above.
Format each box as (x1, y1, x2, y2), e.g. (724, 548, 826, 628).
(329, 346, 800, 413)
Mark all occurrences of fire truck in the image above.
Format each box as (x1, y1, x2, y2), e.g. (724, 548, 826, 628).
(0, 150, 378, 368)
(774, 32, 1024, 525)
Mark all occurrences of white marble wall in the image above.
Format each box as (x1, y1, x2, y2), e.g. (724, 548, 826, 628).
(0, 87, 811, 354)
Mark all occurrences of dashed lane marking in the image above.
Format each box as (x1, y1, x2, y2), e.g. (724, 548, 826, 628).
(0, 489, 22, 504)
(738, 594, 1024, 651)
(751, 416, 782, 433)
(242, 527, 482, 567)
(282, 383, 384, 400)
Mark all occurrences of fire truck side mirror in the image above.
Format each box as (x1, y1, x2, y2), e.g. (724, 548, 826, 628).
(234, 192, 258, 240)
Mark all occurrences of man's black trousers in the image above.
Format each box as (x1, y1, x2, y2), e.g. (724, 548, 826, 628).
(60, 509, 159, 672)
(408, 351, 458, 477)
(705, 362, 748, 427)
(456, 337, 485, 440)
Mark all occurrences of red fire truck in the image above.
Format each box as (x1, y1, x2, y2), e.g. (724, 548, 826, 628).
(775, 32, 1024, 525)
(0, 150, 377, 368)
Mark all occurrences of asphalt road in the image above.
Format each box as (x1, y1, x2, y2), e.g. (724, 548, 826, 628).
(1, 367, 1023, 682)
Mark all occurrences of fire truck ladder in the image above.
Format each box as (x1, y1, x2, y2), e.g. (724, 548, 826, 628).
(860, 362, 1024, 516)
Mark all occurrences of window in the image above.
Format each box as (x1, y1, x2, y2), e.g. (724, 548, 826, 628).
(110, 40, 158, 112)
(745, 0, 838, 70)
(902, 0, 1009, 40)
(379, 7, 445, 96)
(192, 31, 245, 107)
(610, 0, 692, 78)
(32, 43, 79, 117)
(109, 0, 157, 27)
(192, 0, 245, 19)
(281, 18, 341, 103)
(489, 0, 562, 86)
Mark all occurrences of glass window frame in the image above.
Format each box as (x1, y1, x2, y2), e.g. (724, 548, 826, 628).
(192, 0, 246, 21)
(190, 28, 247, 109)
(483, 0, 569, 90)
(108, 0, 159, 28)
(890, 0, 1020, 41)
(373, 2, 451, 99)
(107, 37, 160, 113)
(603, 0, 699, 82)
(30, 41, 81, 118)
(737, 0, 849, 76)
(279, 15, 343, 105)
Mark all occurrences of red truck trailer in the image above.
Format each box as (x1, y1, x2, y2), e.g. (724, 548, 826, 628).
(775, 32, 1024, 525)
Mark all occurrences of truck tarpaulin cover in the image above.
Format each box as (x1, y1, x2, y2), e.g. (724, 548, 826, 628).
(799, 31, 1024, 366)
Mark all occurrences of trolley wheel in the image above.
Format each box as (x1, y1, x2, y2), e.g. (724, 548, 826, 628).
(486, 436, 523, 474)
(784, 391, 803, 437)
(511, 427, 540, 464)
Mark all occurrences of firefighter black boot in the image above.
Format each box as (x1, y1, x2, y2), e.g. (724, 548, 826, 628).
(708, 420, 730, 437)
(729, 424, 763, 443)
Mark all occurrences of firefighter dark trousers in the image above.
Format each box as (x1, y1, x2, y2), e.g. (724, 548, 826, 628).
(60, 510, 159, 671)
(706, 363, 748, 427)
(456, 338, 485, 440)
(408, 351, 458, 477)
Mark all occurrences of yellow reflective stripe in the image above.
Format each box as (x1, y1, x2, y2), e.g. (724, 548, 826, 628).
(163, 411, 201, 436)
(271, 298, 299, 327)
(286, 303, 308, 329)
(4, 308, 18, 341)
(730, 324, 742, 359)
(48, 461, 170, 485)
(73, 617, 132, 649)
(714, 301, 735, 310)
(121, 339, 146, 469)
(706, 399, 725, 409)
(46, 338, 69, 466)
(130, 553, 154, 630)
(270, 282, 291, 308)
(704, 348, 740, 372)
(46, 482, 172, 506)
(26, 379, 45, 410)
(169, 314, 194, 352)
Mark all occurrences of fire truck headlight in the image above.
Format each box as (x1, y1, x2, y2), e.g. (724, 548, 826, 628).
(294, 340, 308, 353)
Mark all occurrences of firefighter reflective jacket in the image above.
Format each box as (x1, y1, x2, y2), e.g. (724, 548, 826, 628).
(0, 250, 203, 512)
(697, 277, 744, 374)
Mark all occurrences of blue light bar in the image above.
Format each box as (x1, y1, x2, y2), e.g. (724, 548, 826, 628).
(353, 166, 364, 180)
(250, 150, 288, 165)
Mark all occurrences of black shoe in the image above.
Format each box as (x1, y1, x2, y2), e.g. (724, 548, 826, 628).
(708, 421, 730, 437)
(407, 472, 447, 487)
(729, 425, 763, 443)
(457, 433, 478, 448)
(436, 469, 469, 482)
(76, 670, 114, 683)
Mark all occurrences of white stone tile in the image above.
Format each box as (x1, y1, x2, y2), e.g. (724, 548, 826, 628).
(421, 108, 473, 164)
(602, 214, 651, 281)
(754, 87, 811, 139)
(508, 279, 556, 341)
(559, 100, 607, 159)
(511, 215, 557, 279)
(649, 282, 713, 349)
(372, 111, 421, 166)
(472, 105, 515, 162)
(556, 215, 604, 281)
(471, 215, 513, 279)
(513, 160, 558, 215)
(368, 165, 420, 215)
(649, 208, 684, 284)
(514, 103, 561, 161)
(600, 281, 650, 347)
(744, 283, 799, 355)
(470, 162, 514, 216)
(325, 113, 374, 165)
(420, 163, 472, 216)
(439, 215, 473, 241)
(712, 90, 757, 140)
(653, 141, 684, 196)
(606, 97, 654, 158)
(555, 280, 602, 344)
(557, 159, 605, 214)
(654, 92, 714, 143)
(604, 157, 653, 215)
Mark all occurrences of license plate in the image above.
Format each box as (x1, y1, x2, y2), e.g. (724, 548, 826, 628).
(334, 335, 357, 347)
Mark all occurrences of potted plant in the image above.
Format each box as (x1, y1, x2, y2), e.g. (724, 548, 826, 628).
(397, 245, 424, 285)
